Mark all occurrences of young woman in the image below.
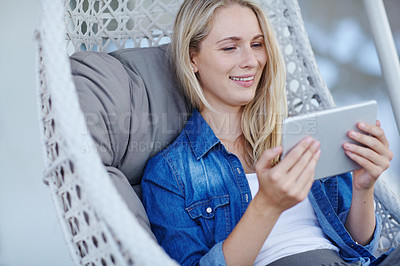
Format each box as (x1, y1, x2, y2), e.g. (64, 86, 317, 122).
(141, 0, 394, 265)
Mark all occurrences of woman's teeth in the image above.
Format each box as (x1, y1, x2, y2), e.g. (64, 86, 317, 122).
(230, 76, 255, 81)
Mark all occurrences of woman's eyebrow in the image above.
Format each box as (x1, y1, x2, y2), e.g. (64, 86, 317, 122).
(216, 34, 264, 44)
(253, 34, 264, 40)
(216, 36, 241, 44)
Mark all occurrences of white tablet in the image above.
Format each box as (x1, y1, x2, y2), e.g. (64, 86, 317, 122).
(281, 100, 377, 179)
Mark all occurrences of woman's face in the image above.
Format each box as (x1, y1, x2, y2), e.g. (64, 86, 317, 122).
(191, 5, 268, 111)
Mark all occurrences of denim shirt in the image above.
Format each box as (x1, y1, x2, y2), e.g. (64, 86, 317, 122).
(142, 109, 382, 266)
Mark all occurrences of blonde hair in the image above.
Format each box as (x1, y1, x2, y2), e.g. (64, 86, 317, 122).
(170, 0, 287, 165)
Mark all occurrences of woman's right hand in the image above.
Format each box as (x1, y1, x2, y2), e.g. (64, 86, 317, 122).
(223, 137, 321, 266)
(254, 137, 321, 215)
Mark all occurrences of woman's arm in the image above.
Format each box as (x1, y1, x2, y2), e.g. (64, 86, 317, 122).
(343, 120, 393, 245)
(142, 154, 225, 266)
(223, 137, 321, 266)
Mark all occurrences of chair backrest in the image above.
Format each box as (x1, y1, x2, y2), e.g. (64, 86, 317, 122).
(36, 0, 400, 265)
(65, 0, 335, 116)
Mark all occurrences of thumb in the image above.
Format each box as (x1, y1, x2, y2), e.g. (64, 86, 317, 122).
(256, 146, 282, 170)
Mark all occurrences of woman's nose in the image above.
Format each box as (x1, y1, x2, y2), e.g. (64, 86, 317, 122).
(239, 47, 258, 69)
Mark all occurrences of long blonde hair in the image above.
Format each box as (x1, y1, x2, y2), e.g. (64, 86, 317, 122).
(170, 0, 287, 165)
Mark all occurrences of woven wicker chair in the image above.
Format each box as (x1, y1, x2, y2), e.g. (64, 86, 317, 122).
(35, 0, 400, 265)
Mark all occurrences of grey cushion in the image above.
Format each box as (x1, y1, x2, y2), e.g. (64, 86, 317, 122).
(106, 166, 155, 239)
(109, 45, 191, 190)
(70, 44, 190, 239)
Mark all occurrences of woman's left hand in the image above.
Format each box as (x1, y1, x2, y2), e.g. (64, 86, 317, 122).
(343, 120, 393, 191)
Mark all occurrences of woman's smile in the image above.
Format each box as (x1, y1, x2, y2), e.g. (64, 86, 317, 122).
(229, 75, 256, 88)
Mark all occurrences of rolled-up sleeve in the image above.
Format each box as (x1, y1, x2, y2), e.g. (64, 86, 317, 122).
(337, 196, 382, 254)
(362, 213, 382, 254)
(142, 153, 227, 266)
(199, 241, 226, 266)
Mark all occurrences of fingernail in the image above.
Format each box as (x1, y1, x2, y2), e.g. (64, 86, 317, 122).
(349, 131, 357, 138)
(312, 141, 320, 148)
(305, 136, 313, 143)
(359, 123, 365, 129)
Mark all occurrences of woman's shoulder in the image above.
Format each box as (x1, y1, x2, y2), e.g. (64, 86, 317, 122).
(142, 129, 194, 197)
(158, 128, 192, 158)
(144, 129, 192, 175)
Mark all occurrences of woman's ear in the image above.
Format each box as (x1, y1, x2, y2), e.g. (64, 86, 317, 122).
(189, 49, 199, 73)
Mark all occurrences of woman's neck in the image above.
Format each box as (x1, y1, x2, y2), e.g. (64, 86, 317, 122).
(200, 106, 243, 142)
(200, 106, 255, 173)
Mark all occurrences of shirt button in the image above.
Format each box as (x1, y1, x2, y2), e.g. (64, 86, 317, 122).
(206, 207, 212, 214)
(236, 167, 241, 174)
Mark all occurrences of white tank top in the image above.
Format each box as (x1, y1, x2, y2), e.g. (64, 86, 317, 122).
(245, 173, 339, 265)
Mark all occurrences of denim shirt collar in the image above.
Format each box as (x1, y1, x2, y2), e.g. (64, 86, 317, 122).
(184, 109, 221, 160)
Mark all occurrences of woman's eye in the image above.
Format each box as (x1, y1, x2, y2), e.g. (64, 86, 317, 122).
(223, 47, 236, 51)
(251, 43, 263, 48)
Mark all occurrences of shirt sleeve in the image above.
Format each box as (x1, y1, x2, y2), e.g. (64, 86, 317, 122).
(142, 152, 227, 266)
(337, 208, 382, 254)
(336, 172, 382, 255)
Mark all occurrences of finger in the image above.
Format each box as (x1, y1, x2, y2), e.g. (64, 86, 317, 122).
(297, 149, 320, 187)
(376, 120, 381, 128)
(288, 140, 320, 179)
(290, 150, 321, 200)
(256, 146, 282, 170)
(347, 129, 392, 159)
(345, 150, 384, 178)
(356, 122, 389, 148)
(343, 143, 391, 170)
(279, 136, 314, 173)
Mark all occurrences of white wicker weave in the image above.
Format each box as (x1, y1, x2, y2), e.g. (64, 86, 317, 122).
(35, 0, 400, 265)
(36, 0, 178, 265)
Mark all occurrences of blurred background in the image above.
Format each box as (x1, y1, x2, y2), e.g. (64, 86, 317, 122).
(0, 0, 398, 265)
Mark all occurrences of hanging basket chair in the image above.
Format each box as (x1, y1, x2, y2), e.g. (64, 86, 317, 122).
(35, 0, 400, 265)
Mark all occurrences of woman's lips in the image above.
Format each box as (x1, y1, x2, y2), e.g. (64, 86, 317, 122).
(229, 75, 256, 88)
